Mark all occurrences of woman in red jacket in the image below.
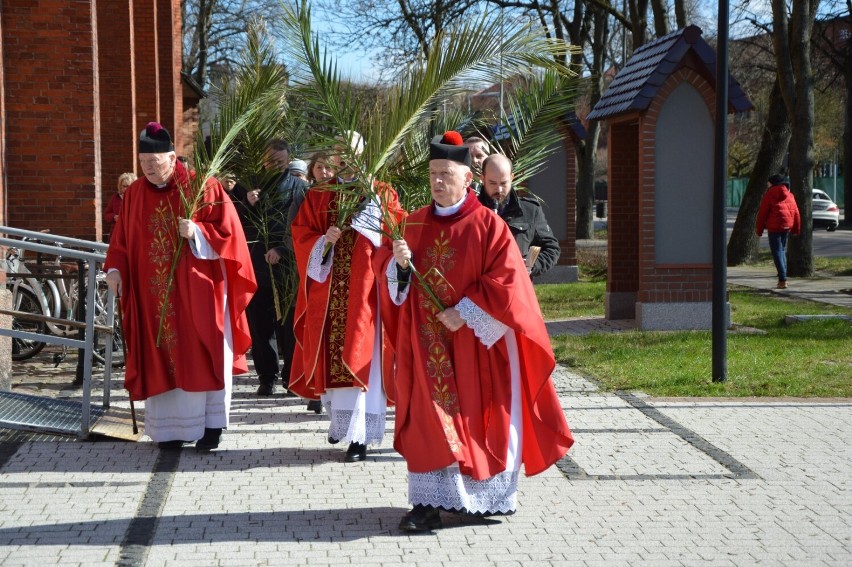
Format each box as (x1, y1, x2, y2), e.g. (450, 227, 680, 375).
(756, 174, 801, 289)
(104, 172, 136, 242)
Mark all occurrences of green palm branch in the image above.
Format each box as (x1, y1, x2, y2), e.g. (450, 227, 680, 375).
(496, 70, 580, 190)
(210, 24, 297, 321)
(156, 23, 289, 345)
(276, 1, 577, 312)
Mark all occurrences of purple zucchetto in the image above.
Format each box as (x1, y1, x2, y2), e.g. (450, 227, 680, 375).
(139, 122, 174, 154)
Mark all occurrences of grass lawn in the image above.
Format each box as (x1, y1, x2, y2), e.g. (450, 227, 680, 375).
(537, 282, 852, 397)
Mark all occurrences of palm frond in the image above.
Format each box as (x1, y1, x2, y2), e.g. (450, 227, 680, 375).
(278, 1, 576, 207)
(497, 70, 581, 189)
(156, 22, 291, 343)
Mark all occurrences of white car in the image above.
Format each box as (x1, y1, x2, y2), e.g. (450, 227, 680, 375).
(812, 189, 840, 232)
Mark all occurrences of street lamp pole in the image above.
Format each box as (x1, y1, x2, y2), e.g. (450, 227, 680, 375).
(712, 0, 730, 382)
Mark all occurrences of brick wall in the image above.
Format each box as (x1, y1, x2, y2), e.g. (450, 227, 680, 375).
(559, 131, 577, 266)
(637, 68, 716, 304)
(97, 0, 137, 190)
(2, 1, 100, 240)
(0, 0, 185, 241)
(157, 0, 183, 156)
(607, 118, 640, 295)
(0, 8, 6, 229)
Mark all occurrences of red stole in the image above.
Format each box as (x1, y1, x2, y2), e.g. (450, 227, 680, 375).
(375, 190, 573, 480)
(104, 162, 257, 401)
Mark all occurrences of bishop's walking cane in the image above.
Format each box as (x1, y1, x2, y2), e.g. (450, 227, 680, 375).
(114, 300, 137, 434)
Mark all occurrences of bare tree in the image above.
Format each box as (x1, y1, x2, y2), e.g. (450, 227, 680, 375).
(727, 78, 792, 265)
(182, 0, 287, 87)
(311, 0, 483, 75)
(771, 0, 820, 277)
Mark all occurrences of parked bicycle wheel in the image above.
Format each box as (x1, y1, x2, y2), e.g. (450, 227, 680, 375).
(92, 285, 125, 368)
(11, 287, 47, 361)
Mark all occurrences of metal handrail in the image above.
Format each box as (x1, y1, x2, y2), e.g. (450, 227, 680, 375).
(0, 225, 115, 438)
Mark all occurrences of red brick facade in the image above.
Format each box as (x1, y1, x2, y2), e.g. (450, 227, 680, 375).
(0, 0, 184, 241)
(559, 130, 578, 267)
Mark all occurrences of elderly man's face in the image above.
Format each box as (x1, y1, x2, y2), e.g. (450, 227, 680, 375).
(429, 159, 472, 207)
(139, 152, 177, 186)
(465, 142, 489, 177)
(263, 149, 290, 172)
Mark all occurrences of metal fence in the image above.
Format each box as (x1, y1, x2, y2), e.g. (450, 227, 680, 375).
(0, 226, 117, 438)
(728, 176, 846, 208)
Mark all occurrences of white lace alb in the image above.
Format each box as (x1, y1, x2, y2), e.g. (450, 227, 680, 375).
(408, 467, 519, 515)
(386, 257, 410, 306)
(456, 297, 508, 348)
(325, 405, 386, 447)
(307, 236, 332, 282)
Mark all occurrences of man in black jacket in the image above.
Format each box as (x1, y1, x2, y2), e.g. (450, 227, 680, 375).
(478, 154, 560, 278)
(242, 139, 308, 396)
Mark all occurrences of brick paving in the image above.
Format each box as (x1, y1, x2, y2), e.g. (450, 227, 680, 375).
(1, 269, 851, 566)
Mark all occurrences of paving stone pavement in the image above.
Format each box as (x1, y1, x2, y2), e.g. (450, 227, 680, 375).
(2, 268, 851, 566)
(1, 361, 851, 567)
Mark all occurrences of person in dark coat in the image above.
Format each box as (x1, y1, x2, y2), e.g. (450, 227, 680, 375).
(464, 136, 489, 195)
(241, 139, 308, 395)
(477, 154, 560, 277)
(756, 174, 801, 289)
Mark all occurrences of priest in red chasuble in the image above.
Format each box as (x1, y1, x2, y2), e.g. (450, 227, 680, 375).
(374, 132, 574, 532)
(289, 131, 405, 463)
(105, 122, 256, 451)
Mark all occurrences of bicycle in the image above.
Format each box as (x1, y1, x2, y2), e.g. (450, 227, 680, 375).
(4, 240, 125, 367)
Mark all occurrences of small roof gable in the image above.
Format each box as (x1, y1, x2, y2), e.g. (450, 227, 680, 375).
(181, 71, 207, 99)
(587, 25, 751, 121)
(565, 111, 587, 142)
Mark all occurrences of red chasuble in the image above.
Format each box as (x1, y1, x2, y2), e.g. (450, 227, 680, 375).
(289, 182, 404, 399)
(375, 190, 574, 481)
(104, 161, 257, 401)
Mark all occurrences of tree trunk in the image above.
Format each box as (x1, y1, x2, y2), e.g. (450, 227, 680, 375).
(843, 40, 852, 228)
(650, 0, 669, 37)
(194, 0, 211, 87)
(575, 7, 608, 240)
(575, 130, 598, 239)
(784, 0, 817, 278)
(727, 78, 791, 265)
(674, 0, 687, 29)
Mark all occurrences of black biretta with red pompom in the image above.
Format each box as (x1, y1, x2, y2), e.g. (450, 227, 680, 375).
(139, 122, 175, 154)
(429, 131, 471, 166)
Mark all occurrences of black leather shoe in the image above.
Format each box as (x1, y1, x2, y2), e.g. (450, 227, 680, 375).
(157, 440, 186, 450)
(256, 382, 274, 396)
(307, 400, 323, 414)
(328, 435, 340, 445)
(195, 428, 222, 451)
(282, 388, 299, 398)
(399, 505, 442, 532)
(344, 442, 367, 462)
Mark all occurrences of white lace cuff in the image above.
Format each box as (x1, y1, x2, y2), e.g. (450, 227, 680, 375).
(188, 223, 220, 260)
(386, 258, 410, 306)
(456, 297, 508, 349)
(307, 237, 332, 282)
